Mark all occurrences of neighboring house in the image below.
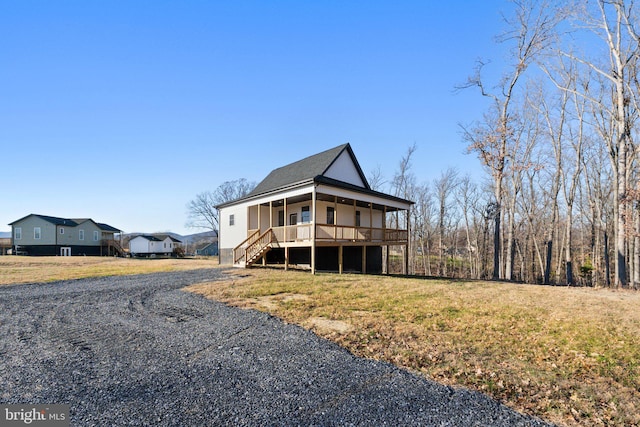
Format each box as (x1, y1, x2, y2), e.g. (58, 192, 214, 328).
(129, 234, 182, 257)
(9, 214, 123, 256)
(216, 143, 413, 274)
(195, 242, 218, 256)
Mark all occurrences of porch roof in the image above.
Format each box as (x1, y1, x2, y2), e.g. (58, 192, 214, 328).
(217, 175, 413, 210)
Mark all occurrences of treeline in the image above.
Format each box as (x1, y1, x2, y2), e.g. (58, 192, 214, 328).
(385, 0, 640, 288)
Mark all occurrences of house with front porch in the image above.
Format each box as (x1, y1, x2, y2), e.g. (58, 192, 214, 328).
(217, 144, 413, 274)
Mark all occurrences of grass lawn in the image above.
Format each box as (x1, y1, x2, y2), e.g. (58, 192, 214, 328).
(187, 268, 640, 427)
(0, 256, 217, 285)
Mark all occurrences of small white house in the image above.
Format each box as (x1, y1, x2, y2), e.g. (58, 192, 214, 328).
(129, 234, 181, 257)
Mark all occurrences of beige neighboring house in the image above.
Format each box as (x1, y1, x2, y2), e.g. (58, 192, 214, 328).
(216, 143, 413, 274)
(9, 214, 123, 256)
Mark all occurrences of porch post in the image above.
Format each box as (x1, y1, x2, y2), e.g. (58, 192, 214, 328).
(284, 198, 288, 269)
(362, 246, 366, 274)
(311, 186, 317, 275)
(385, 245, 390, 275)
(285, 246, 289, 271)
(405, 206, 410, 276)
(339, 245, 343, 274)
(333, 196, 338, 240)
(369, 203, 372, 241)
(383, 206, 388, 275)
(353, 200, 357, 237)
(383, 206, 387, 238)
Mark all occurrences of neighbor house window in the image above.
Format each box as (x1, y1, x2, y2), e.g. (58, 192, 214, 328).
(93, 231, 99, 241)
(15, 227, 22, 240)
(355, 211, 361, 227)
(301, 206, 310, 223)
(60, 228, 64, 235)
(327, 207, 335, 225)
(34, 227, 41, 240)
(79, 229, 84, 240)
(229, 214, 235, 226)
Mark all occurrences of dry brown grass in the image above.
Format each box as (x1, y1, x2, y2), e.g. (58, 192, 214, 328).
(187, 268, 640, 427)
(0, 256, 218, 285)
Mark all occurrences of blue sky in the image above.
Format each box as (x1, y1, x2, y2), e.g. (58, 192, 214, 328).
(1, 1, 507, 235)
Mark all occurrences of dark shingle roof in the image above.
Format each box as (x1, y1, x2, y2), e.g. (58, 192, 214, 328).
(33, 214, 79, 226)
(136, 234, 182, 243)
(9, 214, 121, 232)
(96, 223, 121, 233)
(246, 143, 368, 198)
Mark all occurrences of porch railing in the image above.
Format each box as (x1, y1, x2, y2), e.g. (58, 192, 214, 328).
(269, 224, 408, 244)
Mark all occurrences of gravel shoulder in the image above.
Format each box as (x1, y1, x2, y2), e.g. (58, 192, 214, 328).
(0, 269, 553, 426)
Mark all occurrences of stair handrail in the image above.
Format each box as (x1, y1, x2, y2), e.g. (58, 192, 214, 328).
(245, 228, 276, 265)
(233, 230, 261, 264)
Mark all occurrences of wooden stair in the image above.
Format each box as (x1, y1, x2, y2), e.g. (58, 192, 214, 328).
(103, 239, 126, 257)
(233, 228, 277, 267)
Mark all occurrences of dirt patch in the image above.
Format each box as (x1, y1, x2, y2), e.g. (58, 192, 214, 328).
(305, 317, 352, 334)
(254, 293, 310, 310)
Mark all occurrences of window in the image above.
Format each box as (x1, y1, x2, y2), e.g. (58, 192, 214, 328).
(229, 214, 235, 226)
(79, 229, 84, 241)
(93, 231, 99, 241)
(164, 243, 167, 248)
(301, 206, 310, 223)
(289, 213, 297, 225)
(15, 227, 22, 240)
(278, 210, 284, 227)
(60, 228, 64, 235)
(355, 211, 361, 227)
(326, 207, 335, 225)
(34, 227, 41, 240)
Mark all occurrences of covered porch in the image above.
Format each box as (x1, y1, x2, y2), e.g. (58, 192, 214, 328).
(233, 188, 410, 274)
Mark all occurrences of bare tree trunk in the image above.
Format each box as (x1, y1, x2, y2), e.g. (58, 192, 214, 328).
(565, 215, 574, 286)
(604, 229, 611, 287)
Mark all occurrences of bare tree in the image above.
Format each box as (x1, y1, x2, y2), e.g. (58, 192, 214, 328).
(434, 168, 459, 276)
(460, 0, 561, 279)
(552, 0, 640, 287)
(368, 164, 386, 191)
(455, 175, 484, 278)
(412, 182, 435, 275)
(391, 144, 418, 275)
(185, 178, 255, 235)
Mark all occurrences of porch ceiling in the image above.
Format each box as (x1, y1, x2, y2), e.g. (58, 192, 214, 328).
(258, 192, 405, 212)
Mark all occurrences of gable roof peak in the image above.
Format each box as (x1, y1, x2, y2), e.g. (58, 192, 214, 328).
(244, 143, 369, 199)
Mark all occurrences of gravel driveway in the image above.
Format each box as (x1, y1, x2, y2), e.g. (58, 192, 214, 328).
(0, 269, 553, 426)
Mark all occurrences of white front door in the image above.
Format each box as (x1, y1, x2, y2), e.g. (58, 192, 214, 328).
(60, 247, 71, 256)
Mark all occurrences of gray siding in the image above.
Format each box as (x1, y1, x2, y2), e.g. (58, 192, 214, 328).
(56, 221, 105, 247)
(12, 216, 56, 246)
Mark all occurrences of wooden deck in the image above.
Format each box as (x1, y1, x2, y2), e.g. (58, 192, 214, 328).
(233, 224, 408, 267)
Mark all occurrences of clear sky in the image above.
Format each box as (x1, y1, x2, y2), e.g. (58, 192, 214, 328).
(1, 0, 508, 235)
